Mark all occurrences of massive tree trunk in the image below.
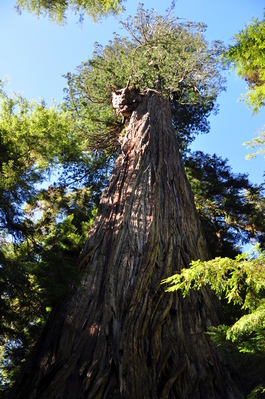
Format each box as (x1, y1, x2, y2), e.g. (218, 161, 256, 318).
(9, 91, 243, 399)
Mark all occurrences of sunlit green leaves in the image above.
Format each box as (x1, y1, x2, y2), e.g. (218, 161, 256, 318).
(162, 245, 265, 394)
(162, 246, 265, 356)
(225, 14, 265, 165)
(121, 7, 225, 99)
(225, 14, 265, 115)
(244, 126, 265, 160)
(0, 88, 100, 390)
(15, 0, 124, 24)
(0, 90, 83, 236)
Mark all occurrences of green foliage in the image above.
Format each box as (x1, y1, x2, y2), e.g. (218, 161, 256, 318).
(0, 88, 101, 390)
(163, 248, 265, 310)
(64, 3, 226, 152)
(15, 0, 124, 23)
(0, 88, 69, 237)
(247, 385, 265, 399)
(244, 126, 265, 160)
(0, 192, 97, 388)
(185, 151, 265, 257)
(225, 14, 265, 115)
(0, 239, 44, 387)
(225, 14, 265, 165)
(162, 247, 265, 397)
(24, 185, 97, 304)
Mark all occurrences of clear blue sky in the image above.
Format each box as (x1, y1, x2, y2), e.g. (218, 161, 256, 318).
(1, 0, 264, 185)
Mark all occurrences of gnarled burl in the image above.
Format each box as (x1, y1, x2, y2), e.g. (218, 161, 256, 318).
(8, 90, 243, 399)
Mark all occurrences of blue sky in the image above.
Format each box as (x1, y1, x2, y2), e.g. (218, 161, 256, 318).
(0, 0, 264, 185)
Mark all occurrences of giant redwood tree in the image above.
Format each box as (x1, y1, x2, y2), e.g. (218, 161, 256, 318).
(6, 5, 244, 398)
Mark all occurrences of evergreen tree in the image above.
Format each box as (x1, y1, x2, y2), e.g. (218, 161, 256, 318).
(4, 5, 245, 399)
(0, 88, 102, 389)
(185, 151, 265, 257)
(3, 3, 265, 397)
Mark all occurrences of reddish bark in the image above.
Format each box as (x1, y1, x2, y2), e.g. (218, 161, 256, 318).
(8, 91, 243, 399)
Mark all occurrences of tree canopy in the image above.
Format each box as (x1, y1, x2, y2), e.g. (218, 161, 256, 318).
(64, 4, 226, 152)
(15, 0, 124, 23)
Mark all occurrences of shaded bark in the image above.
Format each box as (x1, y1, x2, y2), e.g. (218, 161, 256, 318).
(9, 91, 243, 399)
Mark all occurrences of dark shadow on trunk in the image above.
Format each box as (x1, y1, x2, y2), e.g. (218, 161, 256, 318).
(7, 91, 244, 399)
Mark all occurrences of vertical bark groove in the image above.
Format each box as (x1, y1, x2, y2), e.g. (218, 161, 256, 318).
(9, 91, 243, 399)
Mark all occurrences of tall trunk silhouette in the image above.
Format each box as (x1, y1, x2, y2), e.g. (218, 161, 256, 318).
(9, 91, 243, 399)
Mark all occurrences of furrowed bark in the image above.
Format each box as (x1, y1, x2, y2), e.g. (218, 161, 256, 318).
(8, 91, 243, 399)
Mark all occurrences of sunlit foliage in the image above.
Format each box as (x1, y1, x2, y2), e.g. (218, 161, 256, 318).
(162, 247, 265, 397)
(0, 88, 101, 390)
(15, 0, 124, 23)
(225, 14, 265, 114)
(225, 14, 265, 161)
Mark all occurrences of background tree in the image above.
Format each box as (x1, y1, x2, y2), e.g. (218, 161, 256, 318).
(185, 151, 265, 258)
(244, 126, 265, 160)
(0, 87, 104, 389)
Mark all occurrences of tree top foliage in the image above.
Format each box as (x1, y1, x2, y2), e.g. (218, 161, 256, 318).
(225, 14, 265, 114)
(15, 0, 124, 23)
(64, 3, 226, 152)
